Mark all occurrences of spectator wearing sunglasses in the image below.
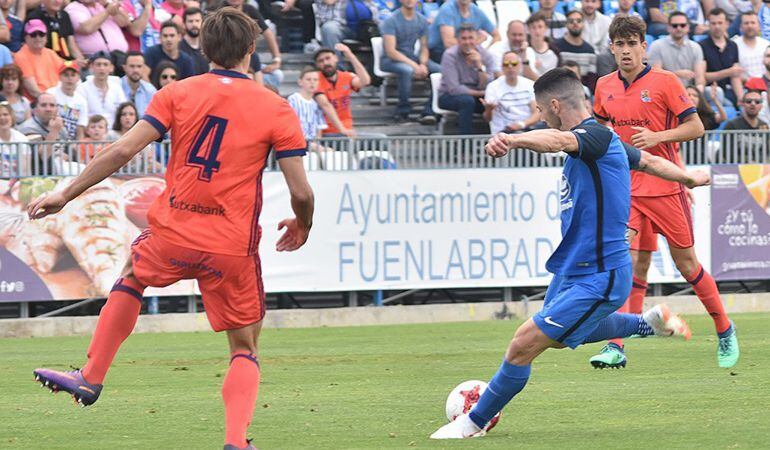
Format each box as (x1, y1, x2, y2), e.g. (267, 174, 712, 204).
(647, 11, 707, 90)
(13, 19, 64, 99)
(554, 10, 598, 91)
(481, 51, 538, 134)
(723, 89, 769, 162)
(150, 60, 178, 89)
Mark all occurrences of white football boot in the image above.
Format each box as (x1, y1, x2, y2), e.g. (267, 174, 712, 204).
(642, 304, 692, 340)
(430, 413, 486, 439)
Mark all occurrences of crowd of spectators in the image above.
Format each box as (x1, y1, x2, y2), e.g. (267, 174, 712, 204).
(3, 0, 770, 178)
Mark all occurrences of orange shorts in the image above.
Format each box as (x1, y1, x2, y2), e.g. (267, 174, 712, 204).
(130, 229, 265, 332)
(628, 192, 694, 252)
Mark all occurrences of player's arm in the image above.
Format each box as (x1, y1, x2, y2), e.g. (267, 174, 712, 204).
(486, 129, 578, 157)
(630, 112, 704, 149)
(27, 121, 160, 219)
(627, 144, 710, 188)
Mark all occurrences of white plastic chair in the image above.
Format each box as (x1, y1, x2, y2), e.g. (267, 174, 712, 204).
(430, 73, 456, 134)
(495, 0, 531, 36)
(371, 37, 392, 106)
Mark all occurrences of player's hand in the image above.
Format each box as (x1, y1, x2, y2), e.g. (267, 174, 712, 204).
(685, 169, 711, 189)
(27, 191, 68, 220)
(630, 126, 662, 150)
(485, 132, 512, 158)
(685, 187, 695, 205)
(276, 218, 310, 252)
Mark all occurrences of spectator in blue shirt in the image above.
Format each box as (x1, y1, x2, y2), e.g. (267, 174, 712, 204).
(121, 51, 156, 116)
(380, 0, 440, 123)
(0, 0, 24, 52)
(144, 20, 194, 79)
(427, 0, 499, 62)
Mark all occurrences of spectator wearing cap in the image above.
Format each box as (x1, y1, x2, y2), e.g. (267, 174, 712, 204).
(17, 92, 68, 141)
(13, 19, 64, 99)
(179, 7, 208, 75)
(77, 52, 127, 128)
(0, 0, 25, 52)
(26, 0, 89, 68)
(144, 20, 194, 79)
(0, 64, 32, 124)
(46, 61, 88, 140)
(121, 50, 156, 116)
(65, 0, 130, 58)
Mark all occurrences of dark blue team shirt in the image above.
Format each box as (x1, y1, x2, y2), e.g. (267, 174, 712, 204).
(545, 117, 641, 276)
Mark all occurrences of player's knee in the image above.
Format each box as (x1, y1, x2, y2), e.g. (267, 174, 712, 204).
(674, 257, 698, 278)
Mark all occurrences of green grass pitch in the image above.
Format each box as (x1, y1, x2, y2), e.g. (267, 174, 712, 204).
(2, 313, 769, 449)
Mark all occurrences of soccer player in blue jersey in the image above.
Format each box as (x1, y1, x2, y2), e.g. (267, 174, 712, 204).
(430, 68, 711, 439)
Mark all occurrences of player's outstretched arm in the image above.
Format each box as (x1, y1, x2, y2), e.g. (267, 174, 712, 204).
(637, 150, 711, 189)
(276, 156, 314, 252)
(27, 121, 161, 220)
(486, 130, 577, 158)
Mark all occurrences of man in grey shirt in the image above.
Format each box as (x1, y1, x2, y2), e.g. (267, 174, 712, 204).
(438, 25, 498, 134)
(16, 92, 69, 175)
(647, 11, 706, 89)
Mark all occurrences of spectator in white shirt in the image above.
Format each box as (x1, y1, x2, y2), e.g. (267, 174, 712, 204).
(526, 11, 559, 75)
(489, 20, 539, 80)
(46, 60, 89, 140)
(732, 11, 770, 79)
(0, 102, 30, 178)
(482, 52, 538, 134)
(76, 52, 127, 128)
(581, 0, 614, 75)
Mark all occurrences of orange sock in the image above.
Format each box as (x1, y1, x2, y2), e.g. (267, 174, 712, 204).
(685, 265, 731, 334)
(629, 277, 648, 314)
(223, 353, 261, 448)
(608, 301, 630, 347)
(82, 277, 145, 384)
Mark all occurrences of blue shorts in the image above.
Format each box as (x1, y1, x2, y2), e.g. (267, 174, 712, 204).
(533, 264, 632, 349)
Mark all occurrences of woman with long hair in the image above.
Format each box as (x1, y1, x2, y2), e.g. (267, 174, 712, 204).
(0, 101, 30, 177)
(687, 84, 726, 131)
(108, 102, 139, 140)
(0, 64, 31, 125)
(151, 61, 180, 90)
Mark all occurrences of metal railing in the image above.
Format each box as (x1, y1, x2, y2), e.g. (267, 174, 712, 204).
(1, 130, 767, 178)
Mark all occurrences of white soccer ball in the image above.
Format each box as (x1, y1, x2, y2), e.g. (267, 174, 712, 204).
(445, 380, 501, 431)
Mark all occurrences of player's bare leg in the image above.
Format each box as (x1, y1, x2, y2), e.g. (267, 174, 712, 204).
(222, 321, 263, 450)
(590, 230, 651, 369)
(669, 245, 740, 367)
(34, 257, 146, 406)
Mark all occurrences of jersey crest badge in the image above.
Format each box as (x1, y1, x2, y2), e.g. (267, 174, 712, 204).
(640, 90, 651, 103)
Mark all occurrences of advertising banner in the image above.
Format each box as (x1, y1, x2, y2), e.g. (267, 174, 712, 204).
(0, 168, 713, 302)
(711, 165, 770, 281)
(0, 176, 195, 302)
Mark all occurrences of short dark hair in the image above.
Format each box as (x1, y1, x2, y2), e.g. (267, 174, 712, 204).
(608, 15, 646, 42)
(183, 7, 203, 21)
(533, 68, 585, 109)
(88, 114, 108, 126)
(124, 50, 144, 63)
(740, 11, 759, 21)
(560, 60, 580, 70)
(201, 7, 259, 69)
(566, 9, 584, 19)
(526, 11, 548, 26)
(708, 7, 728, 19)
(457, 23, 476, 35)
(313, 48, 335, 61)
(160, 20, 182, 34)
(668, 11, 689, 24)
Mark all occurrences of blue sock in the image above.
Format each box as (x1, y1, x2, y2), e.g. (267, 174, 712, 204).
(718, 322, 734, 339)
(468, 360, 530, 429)
(583, 313, 653, 344)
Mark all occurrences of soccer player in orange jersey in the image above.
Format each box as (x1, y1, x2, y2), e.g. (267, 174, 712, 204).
(590, 15, 739, 369)
(28, 8, 314, 449)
